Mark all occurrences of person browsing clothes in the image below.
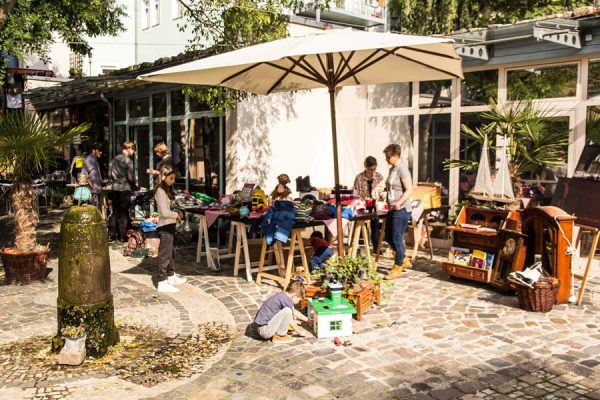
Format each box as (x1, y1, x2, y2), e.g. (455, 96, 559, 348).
(353, 156, 385, 249)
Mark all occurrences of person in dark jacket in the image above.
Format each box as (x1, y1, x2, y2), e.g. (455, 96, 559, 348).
(108, 141, 137, 242)
(83, 144, 103, 196)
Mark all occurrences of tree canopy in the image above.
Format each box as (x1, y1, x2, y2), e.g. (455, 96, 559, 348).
(0, 0, 125, 77)
(387, 0, 593, 35)
(179, 0, 329, 113)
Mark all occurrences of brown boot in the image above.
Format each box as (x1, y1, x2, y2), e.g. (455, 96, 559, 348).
(385, 264, 403, 280)
(272, 334, 295, 343)
(402, 257, 413, 269)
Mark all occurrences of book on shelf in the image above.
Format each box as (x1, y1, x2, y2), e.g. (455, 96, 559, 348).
(449, 246, 471, 266)
(469, 250, 487, 269)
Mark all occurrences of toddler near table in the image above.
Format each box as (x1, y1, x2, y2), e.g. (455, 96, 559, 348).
(253, 281, 309, 343)
(309, 231, 334, 271)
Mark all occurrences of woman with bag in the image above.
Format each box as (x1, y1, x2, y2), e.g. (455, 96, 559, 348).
(155, 165, 187, 293)
(383, 144, 413, 280)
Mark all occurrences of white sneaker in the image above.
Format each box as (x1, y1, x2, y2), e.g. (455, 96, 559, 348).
(157, 280, 179, 293)
(167, 273, 187, 286)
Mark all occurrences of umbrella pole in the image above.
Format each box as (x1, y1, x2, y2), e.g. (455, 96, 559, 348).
(328, 86, 344, 257)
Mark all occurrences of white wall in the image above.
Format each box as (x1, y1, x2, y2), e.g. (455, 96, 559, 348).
(82, 0, 136, 76)
(135, 0, 193, 63)
(227, 84, 413, 195)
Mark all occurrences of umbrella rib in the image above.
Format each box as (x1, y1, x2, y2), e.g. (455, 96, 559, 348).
(287, 57, 327, 84)
(334, 51, 357, 83)
(220, 63, 264, 85)
(264, 62, 324, 84)
(337, 48, 395, 84)
(316, 54, 327, 81)
(393, 53, 463, 79)
(297, 58, 327, 83)
(402, 46, 462, 60)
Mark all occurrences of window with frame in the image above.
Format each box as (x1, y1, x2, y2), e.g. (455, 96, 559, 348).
(461, 70, 498, 106)
(587, 59, 600, 98)
(419, 80, 452, 109)
(151, 0, 160, 26)
(507, 64, 577, 100)
(173, 0, 184, 19)
(329, 320, 342, 331)
(142, 0, 150, 29)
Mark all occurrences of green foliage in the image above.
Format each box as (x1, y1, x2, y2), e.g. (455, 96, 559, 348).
(179, 0, 329, 114)
(0, 0, 125, 81)
(586, 106, 600, 145)
(507, 65, 577, 100)
(444, 100, 569, 180)
(388, 0, 591, 34)
(322, 256, 381, 288)
(61, 325, 86, 339)
(0, 111, 90, 180)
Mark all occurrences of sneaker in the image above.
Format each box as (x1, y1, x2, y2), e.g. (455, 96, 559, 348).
(272, 334, 295, 343)
(402, 257, 413, 269)
(385, 264, 403, 280)
(167, 273, 187, 286)
(157, 280, 179, 293)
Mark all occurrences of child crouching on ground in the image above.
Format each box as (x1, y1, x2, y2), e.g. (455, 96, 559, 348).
(253, 281, 309, 343)
(309, 231, 333, 271)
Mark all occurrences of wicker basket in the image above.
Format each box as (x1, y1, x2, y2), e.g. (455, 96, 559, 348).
(1, 247, 49, 284)
(517, 277, 559, 313)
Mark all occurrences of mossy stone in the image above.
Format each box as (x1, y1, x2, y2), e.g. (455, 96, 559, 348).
(55, 205, 119, 357)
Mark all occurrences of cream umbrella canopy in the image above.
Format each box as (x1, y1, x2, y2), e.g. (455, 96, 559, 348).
(139, 28, 463, 256)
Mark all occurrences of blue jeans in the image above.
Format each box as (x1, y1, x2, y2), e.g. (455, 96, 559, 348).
(309, 247, 333, 271)
(370, 217, 380, 249)
(385, 209, 410, 265)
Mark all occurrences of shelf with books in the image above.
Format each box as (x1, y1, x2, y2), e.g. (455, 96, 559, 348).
(444, 206, 521, 286)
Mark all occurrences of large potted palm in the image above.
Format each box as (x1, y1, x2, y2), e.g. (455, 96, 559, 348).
(0, 111, 89, 284)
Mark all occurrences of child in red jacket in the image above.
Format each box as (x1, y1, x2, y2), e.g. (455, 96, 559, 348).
(309, 231, 334, 271)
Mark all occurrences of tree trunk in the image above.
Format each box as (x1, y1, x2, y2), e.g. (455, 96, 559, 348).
(0, 0, 18, 32)
(11, 181, 38, 251)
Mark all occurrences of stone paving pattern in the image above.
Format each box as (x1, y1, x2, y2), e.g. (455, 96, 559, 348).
(2, 211, 600, 399)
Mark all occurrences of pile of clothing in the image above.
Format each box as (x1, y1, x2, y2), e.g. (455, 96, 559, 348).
(261, 200, 296, 245)
(294, 200, 313, 223)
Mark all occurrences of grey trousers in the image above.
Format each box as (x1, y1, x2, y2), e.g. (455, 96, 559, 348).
(257, 307, 292, 339)
(157, 223, 176, 282)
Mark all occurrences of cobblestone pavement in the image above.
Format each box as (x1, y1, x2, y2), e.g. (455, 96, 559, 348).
(2, 211, 600, 399)
(0, 211, 236, 399)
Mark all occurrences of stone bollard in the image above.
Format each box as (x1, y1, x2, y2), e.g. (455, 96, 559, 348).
(52, 205, 119, 357)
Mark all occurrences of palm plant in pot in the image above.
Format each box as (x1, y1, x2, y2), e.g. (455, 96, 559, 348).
(0, 111, 89, 284)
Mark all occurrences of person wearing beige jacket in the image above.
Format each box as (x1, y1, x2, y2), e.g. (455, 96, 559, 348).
(155, 165, 187, 293)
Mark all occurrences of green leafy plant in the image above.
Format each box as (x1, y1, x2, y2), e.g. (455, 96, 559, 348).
(322, 256, 381, 294)
(61, 325, 86, 339)
(0, 111, 90, 251)
(444, 99, 569, 182)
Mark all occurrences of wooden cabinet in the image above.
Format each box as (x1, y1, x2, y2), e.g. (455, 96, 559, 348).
(444, 206, 524, 288)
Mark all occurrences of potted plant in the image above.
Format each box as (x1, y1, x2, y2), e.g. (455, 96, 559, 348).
(0, 111, 89, 284)
(323, 256, 382, 320)
(60, 325, 87, 352)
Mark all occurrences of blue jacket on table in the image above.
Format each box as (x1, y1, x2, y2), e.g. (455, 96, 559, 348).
(261, 200, 296, 245)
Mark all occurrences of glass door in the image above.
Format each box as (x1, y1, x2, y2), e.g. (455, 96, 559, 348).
(130, 126, 150, 190)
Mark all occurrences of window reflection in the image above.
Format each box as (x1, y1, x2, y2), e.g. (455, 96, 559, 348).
(507, 64, 577, 100)
(461, 70, 498, 106)
(419, 80, 451, 109)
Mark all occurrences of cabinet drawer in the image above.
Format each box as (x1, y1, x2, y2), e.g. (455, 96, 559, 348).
(454, 233, 499, 252)
(443, 262, 492, 283)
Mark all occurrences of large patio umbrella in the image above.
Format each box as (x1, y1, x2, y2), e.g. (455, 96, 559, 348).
(139, 28, 463, 256)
